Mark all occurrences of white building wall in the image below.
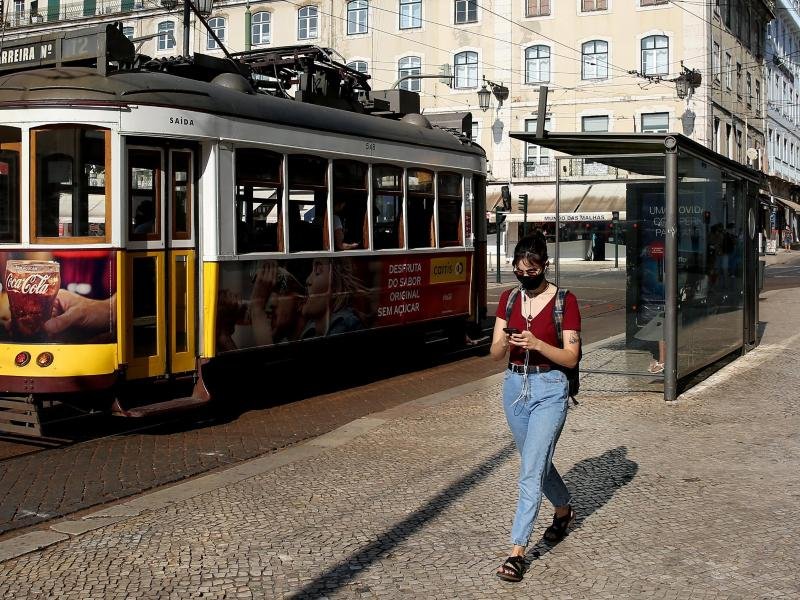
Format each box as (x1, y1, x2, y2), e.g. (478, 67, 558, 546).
(767, 0, 800, 184)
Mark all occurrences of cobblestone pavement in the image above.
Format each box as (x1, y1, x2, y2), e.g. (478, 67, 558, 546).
(1, 282, 799, 598)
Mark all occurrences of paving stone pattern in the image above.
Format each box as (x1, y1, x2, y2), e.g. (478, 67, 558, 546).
(1, 285, 799, 598)
(0, 354, 500, 536)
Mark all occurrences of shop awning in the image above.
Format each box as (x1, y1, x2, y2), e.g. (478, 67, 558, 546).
(775, 197, 800, 212)
(487, 181, 626, 221)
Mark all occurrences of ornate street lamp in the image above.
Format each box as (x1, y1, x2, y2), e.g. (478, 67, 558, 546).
(477, 83, 491, 112)
(477, 76, 510, 112)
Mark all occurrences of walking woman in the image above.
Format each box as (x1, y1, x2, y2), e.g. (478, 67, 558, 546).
(491, 232, 581, 582)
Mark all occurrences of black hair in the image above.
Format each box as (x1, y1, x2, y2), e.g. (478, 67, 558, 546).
(512, 231, 548, 267)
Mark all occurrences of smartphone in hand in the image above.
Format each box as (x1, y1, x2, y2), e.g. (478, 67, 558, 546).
(503, 327, 521, 335)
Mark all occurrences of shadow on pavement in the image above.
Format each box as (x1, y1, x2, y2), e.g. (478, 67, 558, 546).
(528, 446, 638, 560)
(286, 442, 517, 600)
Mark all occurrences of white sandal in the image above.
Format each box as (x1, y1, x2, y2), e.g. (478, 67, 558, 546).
(648, 362, 664, 374)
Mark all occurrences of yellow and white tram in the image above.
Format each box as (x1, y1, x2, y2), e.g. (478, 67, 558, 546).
(0, 24, 487, 435)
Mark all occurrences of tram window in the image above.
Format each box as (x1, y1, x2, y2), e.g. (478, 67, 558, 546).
(0, 126, 21, 243)
(235, 148, 283, 253)
(172, 151, 192, 240)
(32, 127, 109, 242)
(372, 165, 403, 250)
(407, 168, 435, 248)
(128, 149, 162, 241)
(288, 155, 328, 252)
(438, 172, 463, 247)
(332, 160, 368, 250)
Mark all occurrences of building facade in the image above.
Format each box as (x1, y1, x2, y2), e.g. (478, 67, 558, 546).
(765, 0, 800, 247)
(1, 0, 776, 247)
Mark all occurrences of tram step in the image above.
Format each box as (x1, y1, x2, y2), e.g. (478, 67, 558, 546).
(119, 396, 210, 419)
(0, 395, 42, 437)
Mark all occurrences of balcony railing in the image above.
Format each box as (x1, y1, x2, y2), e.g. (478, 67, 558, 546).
(4, 0, 146, 29)
(512, 158, 626, 180)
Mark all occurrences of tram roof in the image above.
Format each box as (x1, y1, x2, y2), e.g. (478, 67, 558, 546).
(0, 66, 485, 159)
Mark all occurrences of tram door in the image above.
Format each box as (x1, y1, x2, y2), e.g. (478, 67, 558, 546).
(124, 146, 197, 380)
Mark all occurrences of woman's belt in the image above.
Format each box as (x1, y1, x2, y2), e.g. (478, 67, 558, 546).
(508, 363, 552, 374)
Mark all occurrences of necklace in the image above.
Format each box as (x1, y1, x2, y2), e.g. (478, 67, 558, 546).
(521, 283, 553, 324)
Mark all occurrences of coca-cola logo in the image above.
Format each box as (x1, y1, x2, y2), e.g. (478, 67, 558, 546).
(5, 273, 56, 295)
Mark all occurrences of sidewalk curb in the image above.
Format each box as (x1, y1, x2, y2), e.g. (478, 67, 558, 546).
(0, 372, 504, 565)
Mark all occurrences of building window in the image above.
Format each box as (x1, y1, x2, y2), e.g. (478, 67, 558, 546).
(122, 26, 134, 40)
(581, 40, 608, 80)
(347, 60, 368, 74)
(641, 35, 668, 76)
(525, 0, 550, 17)
(582, 115, 609, 132)
(524, 118, 552, 176)
(736, 63, 742, 97)
(470, 120, 479, 143)
(298, 6, 318, 40)
(252, 12, 271, 46)
(398, 56, 421, 91)
(454, 0, 477, 24)
(157, 21, 175, 51)
(525, 45, 550, 84)
(755, 80, 761, 116)
(581, 0, 607, 12)
(712, 42, 720, 81)
(640, 0, 667, 5)
(347, 1, 368, 35)
(641, 112, 669, 133)
(400, 0, 422, 29)
(454, 51, 478, 89)
(207, 17, 226, 50)
(746, 72, 752, 107)
(725, 53, 732, 89)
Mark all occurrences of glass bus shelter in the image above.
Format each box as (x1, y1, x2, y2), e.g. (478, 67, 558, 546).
(508, 132, 762, 401)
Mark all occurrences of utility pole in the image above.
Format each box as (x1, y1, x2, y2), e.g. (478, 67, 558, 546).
(183, 0, 190, 57)
(495, 206, 503, 283)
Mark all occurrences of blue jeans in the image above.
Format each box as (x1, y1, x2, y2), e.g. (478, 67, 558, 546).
(503, 369, 571, 547)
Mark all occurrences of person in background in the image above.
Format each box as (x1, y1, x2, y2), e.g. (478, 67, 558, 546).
(333, 198, 359, 250)
(784, 226, 793, 251)
(490, 231, 581, 583)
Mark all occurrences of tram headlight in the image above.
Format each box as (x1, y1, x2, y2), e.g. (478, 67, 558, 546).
(36, 352, 54, 368)
(14, 351, 31, 367)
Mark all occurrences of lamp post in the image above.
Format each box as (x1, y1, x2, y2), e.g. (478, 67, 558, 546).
(478, 76, 509, 112)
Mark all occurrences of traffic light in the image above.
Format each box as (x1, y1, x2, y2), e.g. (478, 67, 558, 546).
(518, 193, 528, 213)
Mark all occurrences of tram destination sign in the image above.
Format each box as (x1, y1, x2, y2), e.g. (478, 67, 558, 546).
(0, 23, 134, 76)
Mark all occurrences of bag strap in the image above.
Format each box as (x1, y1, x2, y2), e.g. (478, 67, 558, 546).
(552, 288, 580, 406)
(505, 286, 521, 323)
(552, 288, 568, 347)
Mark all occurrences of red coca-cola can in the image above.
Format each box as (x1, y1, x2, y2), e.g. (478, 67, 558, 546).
(4, 260, 60, 341)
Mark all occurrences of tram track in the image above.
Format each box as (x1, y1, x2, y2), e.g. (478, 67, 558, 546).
(0, 334, 496, 538)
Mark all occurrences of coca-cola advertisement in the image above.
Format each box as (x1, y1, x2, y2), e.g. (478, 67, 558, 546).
(0, 250, 116, 343)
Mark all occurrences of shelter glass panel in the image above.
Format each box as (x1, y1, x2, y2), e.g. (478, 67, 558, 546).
(675, 154, 744, 377)
(554, 154, 666, 390)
